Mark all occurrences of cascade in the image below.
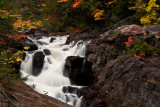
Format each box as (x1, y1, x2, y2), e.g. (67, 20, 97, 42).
(20, 35, 88, 107)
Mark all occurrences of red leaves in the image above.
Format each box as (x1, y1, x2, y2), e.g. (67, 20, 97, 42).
(8, 34, 31, 40)
(124, 36, 135, 47)
(124, 36, 144, 59)
(0, 38, 6, 45)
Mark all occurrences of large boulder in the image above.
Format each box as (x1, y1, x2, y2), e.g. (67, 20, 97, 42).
(23, 28, 49, 39)
(115, 24, 145, 36)
(23, 39, 38, 51)
(98, 30, 116, 43)
(64, 56, 94, 86)
(77, 87, 106, 107)
(7, 37, 38, 51)
(95, 56, 160, 106)
(144, 25, 160, 39)
(32, 51, 45, 76)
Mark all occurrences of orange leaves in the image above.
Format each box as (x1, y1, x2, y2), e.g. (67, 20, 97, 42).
(91, 9, 104, 20)
(73, 0, 81, 8)
(105, 0, 116, 7)
(57, 0, 81, 7)
(41, 4, 46, 7)
(134, 54, 144, 58)
(124, 36, 135, 47)
(58, 0, 68, 2)
(8, 34, 31, 40)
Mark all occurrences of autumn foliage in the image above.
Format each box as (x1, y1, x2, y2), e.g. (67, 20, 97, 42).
(125, 36, 160, 58)
(73, 0, 81, 8)
(58, 0, 68, 2)
(91, 9, 104, 20)
(105, 0, 116, 7)
(124, 36, 135, 47)
(8, 34, 31, 40)
(0, 38, 6, 45)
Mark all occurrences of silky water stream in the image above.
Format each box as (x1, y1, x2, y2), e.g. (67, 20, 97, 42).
(20, 35, 88, 107)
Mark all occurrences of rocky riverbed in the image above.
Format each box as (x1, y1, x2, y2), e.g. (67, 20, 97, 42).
(0, 24, 160, 107)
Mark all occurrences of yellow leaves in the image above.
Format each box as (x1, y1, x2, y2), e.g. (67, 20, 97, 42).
(13, 17, 43, 29)
(24, 46, 30, 50)
(58, 0, 68, 2)
(16, 58, 23, 62)
(14, 51, 23, 56)
(92, 9, 104, 20)
(146, 0, 159, 12)
(0, 9, 21, 19)
(140, 0, 160, 25)
(140, 16, 151, 25)
(129, 4, 146, 10)
(131, 0, 160, 25)
(0, 9, 10, 18)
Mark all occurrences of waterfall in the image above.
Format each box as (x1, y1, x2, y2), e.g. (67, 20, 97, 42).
(20, 35, 87, 106)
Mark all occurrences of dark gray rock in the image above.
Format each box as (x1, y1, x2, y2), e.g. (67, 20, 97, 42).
(50, 37, 56, 43)
(64, 56, 94, 86)
(32, 51, 45, 76)
(43, 49, 51, 55)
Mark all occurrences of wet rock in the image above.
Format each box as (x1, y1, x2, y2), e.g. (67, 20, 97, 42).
(43, 49, 51, 55)
(50, 37, 56, 43)
(12, 38, 38, 51)
(76, 87, 106, 107)
(32, 51, 45, 76)
(62, 86, 79, 93)
(23, 39, 38, 51)
(64, 56, 94, 86)
(63, 48, 69, 51)
(22, 52, 26, 61)
(23, 28, 49, 38)
(37, 41, 49, 45)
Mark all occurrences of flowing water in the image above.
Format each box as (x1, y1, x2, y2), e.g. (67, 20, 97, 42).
(20, 35, 88, 107)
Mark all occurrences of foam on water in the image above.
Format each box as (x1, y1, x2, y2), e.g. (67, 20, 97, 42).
(20, 35, 87, 106)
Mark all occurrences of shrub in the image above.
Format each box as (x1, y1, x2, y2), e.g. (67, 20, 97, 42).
(0, 50, 23, 80)
(125, 37, 160, 58)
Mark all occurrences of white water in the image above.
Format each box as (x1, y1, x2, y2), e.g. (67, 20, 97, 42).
(20, 35, 88, 106)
